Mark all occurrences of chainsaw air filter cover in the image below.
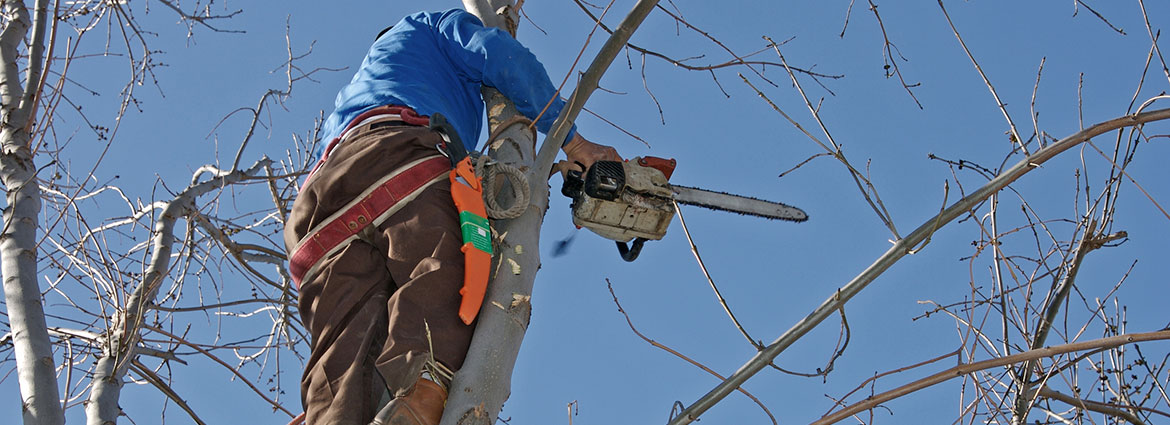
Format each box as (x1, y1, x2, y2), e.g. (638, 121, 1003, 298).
(570, 158, 676, 243)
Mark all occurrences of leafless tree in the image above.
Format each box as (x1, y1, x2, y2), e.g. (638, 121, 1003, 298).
(2, 2, 1169, 425)
(453, 2, 1170, 425)
(648, 2, 1170, 425)
(1, 2, 315, 424)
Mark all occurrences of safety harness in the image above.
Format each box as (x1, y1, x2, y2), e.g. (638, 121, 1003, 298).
(289, 105, 491, 325)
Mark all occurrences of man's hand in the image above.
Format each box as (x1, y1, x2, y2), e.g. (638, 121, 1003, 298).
(561, 133, 620, 170)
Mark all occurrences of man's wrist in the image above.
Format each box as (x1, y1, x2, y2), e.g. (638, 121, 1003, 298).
(562, 133, 586, 154)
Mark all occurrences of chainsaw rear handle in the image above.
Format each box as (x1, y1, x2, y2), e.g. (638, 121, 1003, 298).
(616, 238, 647, 262)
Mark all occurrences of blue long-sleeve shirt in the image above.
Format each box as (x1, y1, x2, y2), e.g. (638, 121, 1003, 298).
(315, 9, 577, 161)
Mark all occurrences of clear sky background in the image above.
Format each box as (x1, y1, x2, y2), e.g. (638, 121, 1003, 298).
(2, 1, 1169, 424)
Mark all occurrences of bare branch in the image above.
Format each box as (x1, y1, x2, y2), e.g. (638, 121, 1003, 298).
(1037, 386, 1157, 425)
(672, 200, 760, 348)
(1073, 0, 1126, 35)
(86, 158, 275, 423)
(572, 0, 843, 81)
(145, 325, 295, 417)
(741, 60, 900, 239)
(155, 0, 243, 34)
(666, 109, 1170, 425)
(606, 280, 777, 425)
(867, 1, 922, 108)
(1086, 140, 1170, 222)
(537, 0, 661, 172)
(129, 360, 208, 425)
(1137, 0, 1170, 85)
(937, 0, 1029, 155)
(814, 330, 1170, 425)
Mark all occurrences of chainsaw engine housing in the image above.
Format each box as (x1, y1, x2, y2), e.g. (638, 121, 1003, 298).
(563, 157, 676, 243)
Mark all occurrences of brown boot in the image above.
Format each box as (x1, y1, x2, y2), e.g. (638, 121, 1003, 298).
(370, 378, 448, 425)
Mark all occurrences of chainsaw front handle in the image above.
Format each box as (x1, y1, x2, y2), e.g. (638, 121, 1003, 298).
(616, 238, 647, 262)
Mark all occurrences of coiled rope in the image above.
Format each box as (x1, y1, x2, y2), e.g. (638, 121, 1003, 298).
(474, 115, 536, 220)
(475, 154, 528, 219)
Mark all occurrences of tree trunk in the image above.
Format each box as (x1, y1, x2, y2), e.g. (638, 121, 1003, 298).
(0, 0, 63, 423)
(444, 2, 659, 423)
(440, 87, 543, 425)
(439, 3, 535, 424)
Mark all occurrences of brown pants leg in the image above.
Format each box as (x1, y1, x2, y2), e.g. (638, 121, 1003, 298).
(287, 125, 475, 425)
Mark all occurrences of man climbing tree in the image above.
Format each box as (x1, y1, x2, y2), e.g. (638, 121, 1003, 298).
(284, 8, 620, 425)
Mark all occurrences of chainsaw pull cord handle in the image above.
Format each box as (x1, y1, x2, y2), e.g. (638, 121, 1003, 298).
(616, 238, 647, 262)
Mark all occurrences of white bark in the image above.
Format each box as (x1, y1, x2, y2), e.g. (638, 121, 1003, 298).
(462, 0, 518, 36)
(444, 1, 659, 423)
(84, 160, 274, 425)
(0, 0, 63, 423)
(440, 88, 543, 425)
(439, 3, 535, 424)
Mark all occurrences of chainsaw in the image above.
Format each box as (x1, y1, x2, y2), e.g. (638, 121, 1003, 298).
(560, 156, 807, 261)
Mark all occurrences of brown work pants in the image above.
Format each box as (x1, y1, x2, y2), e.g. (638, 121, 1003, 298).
(286, 124, 474, 425)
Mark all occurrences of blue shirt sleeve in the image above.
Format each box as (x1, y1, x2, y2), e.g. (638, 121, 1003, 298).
(434, 10, 578, 143)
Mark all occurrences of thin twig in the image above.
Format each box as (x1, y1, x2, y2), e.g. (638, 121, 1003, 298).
(1030, 57, 1045, 148)
(1073, 0, 1126, 35)
(1012, 219, 1099, 420)
(146, 325, 295, 417)
(937, 0, 1028, 155)
(606, 280, 777, 425)
(778, 152, 833, 179)
(131, 359, 208, 425)
(768, 304, 850, 379)
(839, 0, 857, 37)
(572, 0, 843, 81)
(581, 106, 651, 148)
(1037, 387, 1152, 425)
(749, 41, 901, 238)
(1086, 140, 1170, 222)
(822, 349, 961, 417)
(672, 200, 760, 349)
(867, 0, 922, 108)
(155, 0, 243, 34)
(1137, 0, 1170, 85)
(530, 0, 616, 132)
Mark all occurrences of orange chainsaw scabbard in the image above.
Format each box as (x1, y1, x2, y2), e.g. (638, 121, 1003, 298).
(449, 157, 492, 325)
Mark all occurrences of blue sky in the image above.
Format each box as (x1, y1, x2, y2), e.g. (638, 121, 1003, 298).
(3, 1, 1169, 424)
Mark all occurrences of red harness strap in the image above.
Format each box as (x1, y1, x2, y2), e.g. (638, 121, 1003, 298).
(291, 105, 493, 326)
(289, 156, 450, 289)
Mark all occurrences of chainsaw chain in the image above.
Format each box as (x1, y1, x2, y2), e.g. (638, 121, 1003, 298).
(670, 185, 808, 222)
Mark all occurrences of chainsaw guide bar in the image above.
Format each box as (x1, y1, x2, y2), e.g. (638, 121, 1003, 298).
(670, 185, 808, 222)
